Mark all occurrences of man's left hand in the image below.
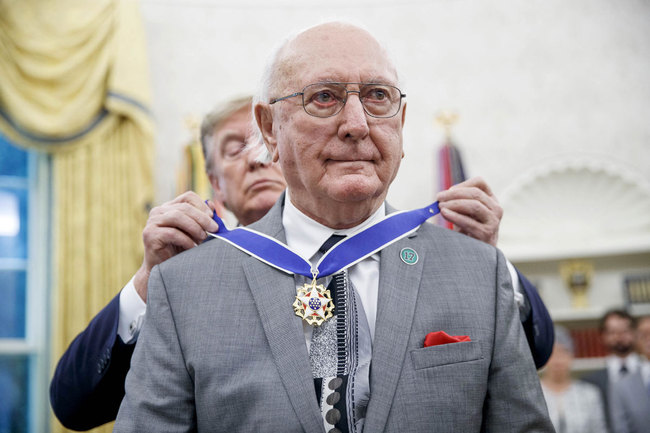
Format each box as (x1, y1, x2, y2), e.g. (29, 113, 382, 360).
(436, 176, 503, 247)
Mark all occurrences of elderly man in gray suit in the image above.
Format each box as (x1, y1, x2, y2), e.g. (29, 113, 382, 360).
(114, 22, 553, 432)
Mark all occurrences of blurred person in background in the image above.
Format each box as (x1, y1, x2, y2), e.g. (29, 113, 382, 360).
(541, 325, 608, 433)
(583, 309, 639, 429)
(611, 315, 650, 433)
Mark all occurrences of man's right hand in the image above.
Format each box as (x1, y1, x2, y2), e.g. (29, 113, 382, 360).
(133, 191, 219, 301)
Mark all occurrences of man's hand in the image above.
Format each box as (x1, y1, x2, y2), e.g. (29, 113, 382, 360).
(133, 191, 219, 301)
(436, 177, 503, 247)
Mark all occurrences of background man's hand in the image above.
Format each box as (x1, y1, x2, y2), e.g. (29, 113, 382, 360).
(133, 191, 219, 301)
(436, 177, 503, 247)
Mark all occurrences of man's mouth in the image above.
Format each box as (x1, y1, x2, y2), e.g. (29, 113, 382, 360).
(326, 159, 373, 169)
(247, 178, 282, 192)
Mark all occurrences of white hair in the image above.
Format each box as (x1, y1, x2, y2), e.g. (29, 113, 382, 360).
(249, 29, 298, 164)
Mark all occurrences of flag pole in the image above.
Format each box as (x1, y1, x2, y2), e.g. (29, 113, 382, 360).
(435, 111, 464, 229)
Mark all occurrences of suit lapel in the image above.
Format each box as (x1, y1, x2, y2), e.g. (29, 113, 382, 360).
(242, 197, 325, 433)
(363, 231, 427, 432)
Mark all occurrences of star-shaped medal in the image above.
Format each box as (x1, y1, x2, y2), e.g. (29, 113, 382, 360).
(293, 279, 334, 326)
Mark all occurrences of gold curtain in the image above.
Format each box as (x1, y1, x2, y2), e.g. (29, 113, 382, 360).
(0, 1, 153, 432)
(176, 116, 213, 200)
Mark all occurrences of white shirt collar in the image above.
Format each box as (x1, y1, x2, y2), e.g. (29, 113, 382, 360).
(283, 189, 386, 262)
(607, 353, 641, 380)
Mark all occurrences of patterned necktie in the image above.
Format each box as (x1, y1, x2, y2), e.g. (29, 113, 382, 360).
(309, 235, 372, 433)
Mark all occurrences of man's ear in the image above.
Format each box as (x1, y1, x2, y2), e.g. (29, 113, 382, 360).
(401, 102, 407, 127)
(254, 103, 279, 163)
(209, 174, 227, 205)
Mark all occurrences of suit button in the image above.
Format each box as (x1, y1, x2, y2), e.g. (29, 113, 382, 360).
(129, 320, 137, 336)
(97, 356, 109, 374)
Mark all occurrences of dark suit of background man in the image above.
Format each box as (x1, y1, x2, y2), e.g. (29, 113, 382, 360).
(50, 54, 554, 433)
(112, 22, 553, 432)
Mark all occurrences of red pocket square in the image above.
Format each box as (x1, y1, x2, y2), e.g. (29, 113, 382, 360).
(423, 331, 471, 348)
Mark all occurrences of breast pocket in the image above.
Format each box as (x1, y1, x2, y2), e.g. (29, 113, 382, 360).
(410, 341, 483, 370)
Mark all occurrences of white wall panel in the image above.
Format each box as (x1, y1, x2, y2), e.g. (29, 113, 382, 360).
(140, 0, 650, 216)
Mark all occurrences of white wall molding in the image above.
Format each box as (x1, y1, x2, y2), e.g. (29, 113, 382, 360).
(499, 155, 650, 262)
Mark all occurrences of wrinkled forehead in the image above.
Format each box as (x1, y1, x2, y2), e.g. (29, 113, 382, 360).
(214, 107, 252, 137)
(604, 315, 634, 331)
(273, 24, 398, 93)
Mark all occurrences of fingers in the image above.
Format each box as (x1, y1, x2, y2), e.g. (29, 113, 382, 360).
(138, 226, 199, 301)
(143, 226, 198, 258)
(142, 192, 220, 270)
(436, 177, 503, 247)
(150, 192, 219, 237)
(148, 204, 215, 243)
(451, 176, 493, 196)
(439, 203, 500, 246)
(170, 191, 216, 219)
(437, 176, 494, 204)
(204, 199, 217, 214)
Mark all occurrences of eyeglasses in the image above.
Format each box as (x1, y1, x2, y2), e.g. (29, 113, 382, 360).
(270, 82, 406, 118)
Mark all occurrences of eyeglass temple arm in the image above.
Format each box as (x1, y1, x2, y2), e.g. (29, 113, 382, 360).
(269, 92, 303, 104)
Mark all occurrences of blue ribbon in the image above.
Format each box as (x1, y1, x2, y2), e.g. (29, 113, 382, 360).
(207, 202, 440, 279)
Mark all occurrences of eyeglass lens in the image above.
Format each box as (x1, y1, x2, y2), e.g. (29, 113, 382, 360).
(302, 83, 402, 118)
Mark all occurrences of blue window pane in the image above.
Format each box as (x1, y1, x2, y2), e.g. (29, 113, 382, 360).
(0, 355, 28, 433)
(0, 187, 28, 259)
(0, 135, 28, 177)
(0, 270, 26, 339)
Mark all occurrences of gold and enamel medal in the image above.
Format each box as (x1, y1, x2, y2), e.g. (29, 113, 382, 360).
(292, 275, 334, 326)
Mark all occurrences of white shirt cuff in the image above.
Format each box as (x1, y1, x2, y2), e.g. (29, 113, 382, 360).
(117, 276, 147, 343)
(506, 259, 526, 310)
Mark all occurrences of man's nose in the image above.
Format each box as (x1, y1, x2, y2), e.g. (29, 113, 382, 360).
(246, 145, 267, 169)
(337, 93, 370, 141)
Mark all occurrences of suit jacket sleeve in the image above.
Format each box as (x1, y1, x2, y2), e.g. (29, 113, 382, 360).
(516, 270, 554, 369)
(483, 252, 554, 432)
(49, 294, 136, 431)
(114, 265, 197, 433)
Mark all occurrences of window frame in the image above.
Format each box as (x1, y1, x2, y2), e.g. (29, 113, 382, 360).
(0, 147, 51, 433)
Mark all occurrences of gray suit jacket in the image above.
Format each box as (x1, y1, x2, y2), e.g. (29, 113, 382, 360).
(611, 371, 650, 433)
(114, 198, 553, 432)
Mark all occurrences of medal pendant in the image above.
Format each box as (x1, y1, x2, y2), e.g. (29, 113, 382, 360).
(293, 278, 334, 326)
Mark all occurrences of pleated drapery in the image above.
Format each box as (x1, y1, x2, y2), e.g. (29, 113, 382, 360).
(0, 1, 153, 431)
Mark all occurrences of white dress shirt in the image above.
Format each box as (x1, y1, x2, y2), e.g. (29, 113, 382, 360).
(117, 277, 145, 343)
(282, 190, 384, 344)
(606, 353, 641, 385)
